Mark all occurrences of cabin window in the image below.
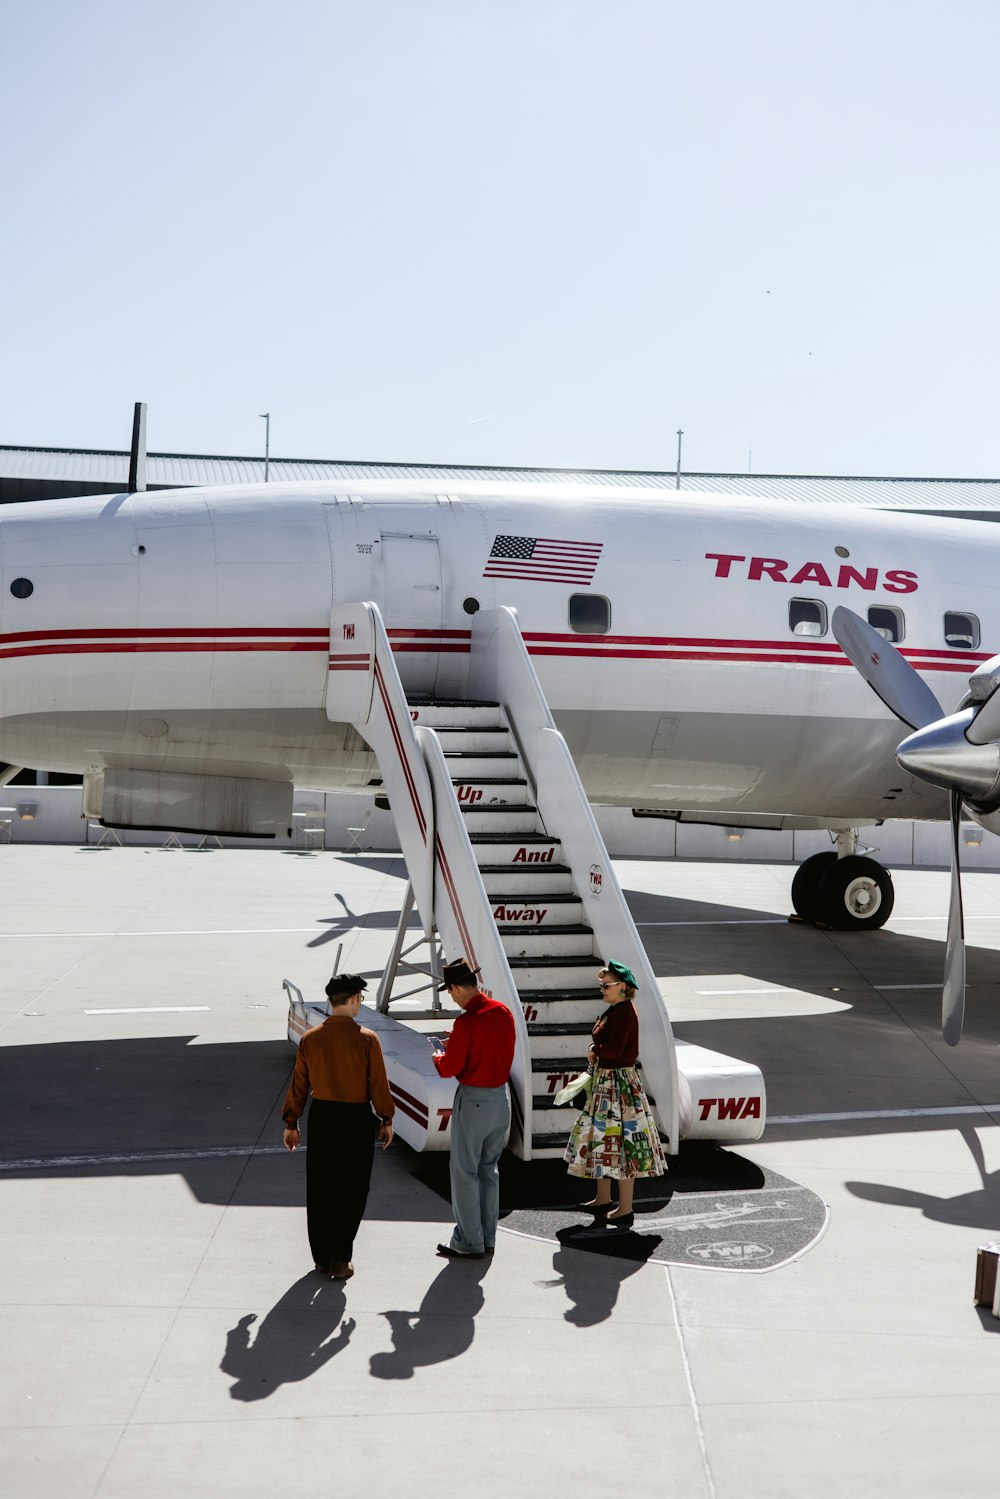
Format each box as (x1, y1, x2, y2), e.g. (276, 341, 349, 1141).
(868, 606, 904, 643)
(569, 593, 611, 635)
(10, 577, 33, 599)
(944, 612, 980, 650)
(788, 598, 827, 637)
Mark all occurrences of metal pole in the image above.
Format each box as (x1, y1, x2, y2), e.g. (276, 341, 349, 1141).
(259, 412, 270, 482)
(675, 429, 683, 490)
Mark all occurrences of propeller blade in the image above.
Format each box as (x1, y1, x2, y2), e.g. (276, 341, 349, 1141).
(832, 606, 944, 731)
(942, 790, 966, 1047)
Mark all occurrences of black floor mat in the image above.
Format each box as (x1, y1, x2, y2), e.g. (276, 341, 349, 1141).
(412, 1143, 828, 1272)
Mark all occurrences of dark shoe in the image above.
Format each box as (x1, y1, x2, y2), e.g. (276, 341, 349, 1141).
(606, 1212, 634, 1229)
(330, 1260, 355, 1279)
(436, 1243, 486, 1259)
(484, 1246, 495, 1255)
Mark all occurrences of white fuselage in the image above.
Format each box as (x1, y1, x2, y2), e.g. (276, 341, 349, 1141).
(0, 480, 991, 824)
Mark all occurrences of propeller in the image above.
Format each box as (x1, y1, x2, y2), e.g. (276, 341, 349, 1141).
(830, 606, 944, 730)
(831, 606, 1000, 1047)
(943, 790, 965, 1046)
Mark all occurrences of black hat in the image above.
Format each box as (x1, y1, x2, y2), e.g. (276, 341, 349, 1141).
(438, 958, 481, 991)
(325, 972, 368, 1001)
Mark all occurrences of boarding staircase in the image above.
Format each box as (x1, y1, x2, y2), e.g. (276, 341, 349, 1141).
(325, 601, 763, 1161)
(406, 692, 648, 1158)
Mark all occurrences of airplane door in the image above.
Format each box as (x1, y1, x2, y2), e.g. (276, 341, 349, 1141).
(380, 532, 442, 694)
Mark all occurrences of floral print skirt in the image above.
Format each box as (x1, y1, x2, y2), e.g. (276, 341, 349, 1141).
(564, 1065, 666, 1180)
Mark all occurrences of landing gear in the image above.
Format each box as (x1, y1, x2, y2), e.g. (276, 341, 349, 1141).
(790, 850, 894, 930)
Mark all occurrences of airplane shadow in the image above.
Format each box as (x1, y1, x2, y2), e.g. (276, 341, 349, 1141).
(221, 1272, 354, 1400)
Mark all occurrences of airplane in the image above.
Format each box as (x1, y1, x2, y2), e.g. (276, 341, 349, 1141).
(2, 472, 997, 1151)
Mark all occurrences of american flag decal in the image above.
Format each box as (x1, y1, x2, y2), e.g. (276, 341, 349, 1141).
(483, 535, 603, 585)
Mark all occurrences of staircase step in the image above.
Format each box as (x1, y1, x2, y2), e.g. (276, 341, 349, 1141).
(508, 955, 598, 989)
(428, 729, 511, 752)
(470, 837, 562, 866)
(500, 926, 594, 959)
(487, 895, 583, 924)
(452, 779, 532, 807)
(479, 866, 574, 895)
(531, 1132, 571, 1155)
(461, 807, 539, 833)
(526, 1020, 595, 1037)
(407, 698, 503, 730)
(444, 752, 521, 778)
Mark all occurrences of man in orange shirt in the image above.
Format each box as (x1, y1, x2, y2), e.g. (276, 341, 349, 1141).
(282, 973, 394, 1281)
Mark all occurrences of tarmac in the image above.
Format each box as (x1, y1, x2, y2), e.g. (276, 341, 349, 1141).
(3, 843, 1000, 1498)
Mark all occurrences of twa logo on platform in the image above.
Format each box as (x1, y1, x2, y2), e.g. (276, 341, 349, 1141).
(589, 864, 603, 895)
(698, 1096, 762, 1121)
(705, 553, 918, 593)
(687, 1241, 774, 1263)
(342, 623, 356, 639)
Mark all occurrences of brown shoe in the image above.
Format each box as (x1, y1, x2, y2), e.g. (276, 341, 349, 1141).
(330, 1261, 354, 1280)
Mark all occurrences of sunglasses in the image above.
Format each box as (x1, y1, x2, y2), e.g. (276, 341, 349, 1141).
(599, 981, 621, 989)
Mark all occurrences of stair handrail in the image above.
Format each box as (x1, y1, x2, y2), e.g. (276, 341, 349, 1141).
(329, 601, 533, 1157)
(469, 606, 680, 1152)
(415, 725, 534, 1159)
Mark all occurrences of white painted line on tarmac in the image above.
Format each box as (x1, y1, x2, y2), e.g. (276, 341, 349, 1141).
(0, 927, 329, 938)
(768, 1102, 1000, 1125)
(875, 983, 941, 990)
(0, 1144, 288, 1173)
(696, 987, 795, 995)
(83, 1005, 211, 1014)
(637, 919, 787, 927)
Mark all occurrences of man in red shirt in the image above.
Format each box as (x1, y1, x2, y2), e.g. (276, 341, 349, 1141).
(432, 958, 516, 1259)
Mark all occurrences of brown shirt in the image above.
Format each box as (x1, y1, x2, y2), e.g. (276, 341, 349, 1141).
(282, 1013, 395, 1127)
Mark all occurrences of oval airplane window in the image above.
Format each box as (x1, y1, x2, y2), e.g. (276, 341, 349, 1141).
(868, 606, 904, 643)
(10, 578, 33, 599)
(944, 612, 980, 650)
(789, 598, 827, 637)
(569, 594, 610, 635)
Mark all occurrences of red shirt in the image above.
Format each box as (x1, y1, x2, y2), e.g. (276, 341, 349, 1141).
(433, 993, 516, 1087)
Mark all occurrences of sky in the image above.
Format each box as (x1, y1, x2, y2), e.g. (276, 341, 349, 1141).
(2, 0, 1000, 477)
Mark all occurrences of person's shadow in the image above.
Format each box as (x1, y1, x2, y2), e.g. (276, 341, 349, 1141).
(539, 1226, 663, 1326)
(221, 1273, 355, 1401)
(369, 1259, 491, 1379)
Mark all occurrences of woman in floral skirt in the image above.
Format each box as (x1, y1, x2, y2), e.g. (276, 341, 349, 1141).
(564, 959, 665, 1226)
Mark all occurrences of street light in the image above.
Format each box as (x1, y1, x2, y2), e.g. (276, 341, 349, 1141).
(259, 411, 270, 483)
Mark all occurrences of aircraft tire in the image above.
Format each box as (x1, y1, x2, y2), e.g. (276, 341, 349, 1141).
(818, 855, 894, 931)
(790, 852, 838, 922)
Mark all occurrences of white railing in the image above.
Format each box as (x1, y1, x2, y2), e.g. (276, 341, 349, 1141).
(469, 606, 680, 1152)
(329, 601, 533, 1157)
(415, 726, 533, 1157)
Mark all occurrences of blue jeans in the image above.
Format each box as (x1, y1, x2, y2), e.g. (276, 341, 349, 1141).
(448, 1084, 509, 1254)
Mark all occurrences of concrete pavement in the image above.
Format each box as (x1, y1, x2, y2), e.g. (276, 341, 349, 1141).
(2, 845, 1000, 1498)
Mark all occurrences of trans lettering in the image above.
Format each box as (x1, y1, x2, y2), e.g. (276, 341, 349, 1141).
(706, 553, 918, 594)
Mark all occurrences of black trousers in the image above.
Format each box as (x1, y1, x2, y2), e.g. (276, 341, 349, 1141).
(306, 1100, 376, 1265)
